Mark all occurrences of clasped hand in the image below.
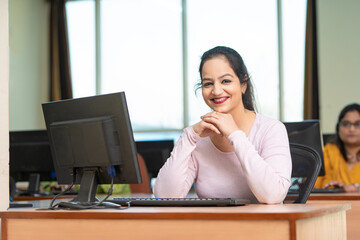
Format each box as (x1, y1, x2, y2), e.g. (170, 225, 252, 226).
(192, 111, 239, 138)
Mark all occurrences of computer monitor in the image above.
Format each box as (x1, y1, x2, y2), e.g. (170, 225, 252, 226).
(283, 120, 325, 176)
(322, 133, 336, 146)
(42, 92, 142, 206)
(135, 140, 174, 179)
(9, 130, 56, 195)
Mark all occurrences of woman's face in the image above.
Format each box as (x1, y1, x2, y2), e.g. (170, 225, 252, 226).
(201, 56, 246, 114)
(338, 110, 360, 146)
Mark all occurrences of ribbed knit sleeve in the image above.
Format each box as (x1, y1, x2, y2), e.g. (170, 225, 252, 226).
(228, 121, 291, 204)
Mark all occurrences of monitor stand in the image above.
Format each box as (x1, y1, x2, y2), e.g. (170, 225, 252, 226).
(54, 168, 100, 210)
(16, 173, 50, 197)
(71, 168, 98, 203)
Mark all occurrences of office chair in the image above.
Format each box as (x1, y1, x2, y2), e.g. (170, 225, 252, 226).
(289, 143, 322, 203)
(129, 153, 152, 194)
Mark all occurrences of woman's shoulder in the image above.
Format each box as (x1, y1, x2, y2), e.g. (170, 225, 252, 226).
(248, 113, 287, 144)
(323, 143, 344, 164)
(253, 113, 286, 132)
(324, 143, 340, 152)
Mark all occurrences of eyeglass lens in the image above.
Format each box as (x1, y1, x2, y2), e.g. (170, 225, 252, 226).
(339, 121, 360, 129)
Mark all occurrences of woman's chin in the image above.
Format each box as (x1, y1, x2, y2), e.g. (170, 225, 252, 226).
(211, 106, 226, 113)
(344, 140, 360, 146)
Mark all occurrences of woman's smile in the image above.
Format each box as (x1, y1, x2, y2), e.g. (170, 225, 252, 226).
(212, 97, 229, 104)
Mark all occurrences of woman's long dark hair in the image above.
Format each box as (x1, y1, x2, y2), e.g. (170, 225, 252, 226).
(195, 46, 256, 111)
(335, 103, 360, 162)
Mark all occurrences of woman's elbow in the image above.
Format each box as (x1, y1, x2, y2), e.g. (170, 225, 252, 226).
(258, 192, 287, 204)
(256, 183, 290, 204)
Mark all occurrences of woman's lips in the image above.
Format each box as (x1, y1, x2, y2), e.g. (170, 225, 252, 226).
(212, 97, 229, 104)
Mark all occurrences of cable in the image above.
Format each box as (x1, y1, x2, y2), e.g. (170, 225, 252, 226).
(48, 169, 77, 209)
(45, 176, 129, 210)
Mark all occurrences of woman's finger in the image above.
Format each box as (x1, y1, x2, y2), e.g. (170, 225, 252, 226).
(202, 121, 221, 135)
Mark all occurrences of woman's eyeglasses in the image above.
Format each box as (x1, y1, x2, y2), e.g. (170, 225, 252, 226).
(339, 121, 360, 129)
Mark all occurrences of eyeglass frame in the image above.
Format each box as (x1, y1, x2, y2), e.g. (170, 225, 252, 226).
(338, 120, 360, 129)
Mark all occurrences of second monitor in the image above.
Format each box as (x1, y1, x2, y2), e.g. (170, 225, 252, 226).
(136, 140, 174, 180)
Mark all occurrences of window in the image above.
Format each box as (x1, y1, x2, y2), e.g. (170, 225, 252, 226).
(66, 0, 306, 140)
(66, 1, 96, 97)
(100, 0, 183, 131)
(281, 0, 307, 121)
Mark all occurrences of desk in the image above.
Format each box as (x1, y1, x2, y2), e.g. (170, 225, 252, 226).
(13, 195, 74, 201)
(0, 202, 349, 240)
(305, 193, 360, 240)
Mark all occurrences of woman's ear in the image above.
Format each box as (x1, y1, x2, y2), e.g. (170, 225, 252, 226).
(241, 82, 247, 94)
(241, 74, 248, 94)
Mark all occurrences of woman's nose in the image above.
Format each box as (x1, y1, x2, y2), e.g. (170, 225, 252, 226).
(349, 124, 357, 130)
(211, 83, 223, 95)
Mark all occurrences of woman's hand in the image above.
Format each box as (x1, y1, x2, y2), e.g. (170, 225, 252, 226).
(324, 181, 359, 193)
(192, 117, 221, 137)
(343, 184, 359, 193)
(193, 111, 239, 138)
(324, 180, 344, 189)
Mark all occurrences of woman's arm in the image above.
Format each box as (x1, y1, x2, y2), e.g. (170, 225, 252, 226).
(228, 123, 292, 204)
(152, 127, 198, 198)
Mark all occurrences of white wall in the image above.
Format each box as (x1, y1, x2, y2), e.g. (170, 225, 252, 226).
(9, 0, 50, 131)
(0, 0, 9, 210)
(317, 0, 360, 133)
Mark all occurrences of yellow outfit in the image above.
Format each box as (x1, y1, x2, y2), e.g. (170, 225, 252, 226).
(314, 143, 360, 188)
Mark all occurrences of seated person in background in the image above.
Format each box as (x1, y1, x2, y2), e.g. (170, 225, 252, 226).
(153, 46, 292, 204)
(314, 103, 360, 192)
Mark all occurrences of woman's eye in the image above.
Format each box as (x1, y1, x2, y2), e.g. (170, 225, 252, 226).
(202, 82, 212, 87)
(222, 79, 231, 84)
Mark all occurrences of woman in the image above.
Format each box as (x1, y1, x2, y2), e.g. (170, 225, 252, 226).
(153, 46, 292, 203)
(314, 103, 360, 192)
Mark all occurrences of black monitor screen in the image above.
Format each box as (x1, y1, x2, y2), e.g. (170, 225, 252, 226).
(283, 120, 325, 176)
(135, 140, 174, 179)
(42, 92, 141, 205)
(10, 130, 56, 194)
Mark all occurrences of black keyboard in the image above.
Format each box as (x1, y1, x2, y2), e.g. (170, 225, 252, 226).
(310, 188, 345, 194)
(287, 188, 345, 195)
(9, 203, 33, 208)
(109, 197, 250, 207)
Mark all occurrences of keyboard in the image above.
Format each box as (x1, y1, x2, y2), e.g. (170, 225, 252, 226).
(287, 188, 345, 195)
(310, 188, 345, 194)
(109, 197, 250, 207)
(9, 203, 33, 208)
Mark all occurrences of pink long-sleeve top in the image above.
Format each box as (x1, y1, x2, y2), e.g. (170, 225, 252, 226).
(153, 113, 292, 204)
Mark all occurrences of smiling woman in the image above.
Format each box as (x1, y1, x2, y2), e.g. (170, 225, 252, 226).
(153, 46, 292, 204)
